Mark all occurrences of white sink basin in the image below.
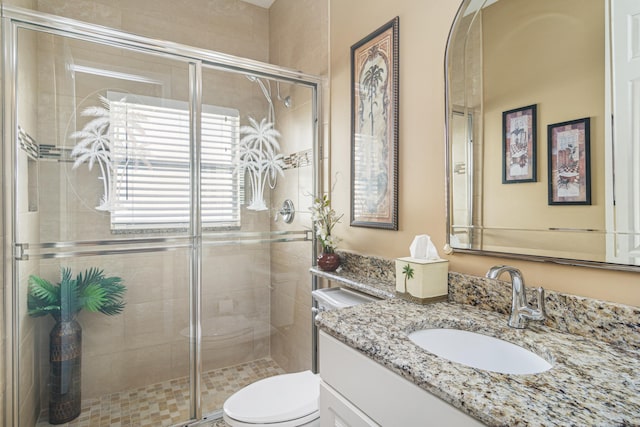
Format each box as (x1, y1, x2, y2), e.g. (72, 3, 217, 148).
(408, 328, 552, 375)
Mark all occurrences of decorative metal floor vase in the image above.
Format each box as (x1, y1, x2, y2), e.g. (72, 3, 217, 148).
(49, 320, 82, 424)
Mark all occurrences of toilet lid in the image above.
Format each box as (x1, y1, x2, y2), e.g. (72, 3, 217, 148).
(224, 370, 319, 424)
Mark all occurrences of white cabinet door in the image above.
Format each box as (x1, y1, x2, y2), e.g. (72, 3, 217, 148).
(320, 381, 379, 427)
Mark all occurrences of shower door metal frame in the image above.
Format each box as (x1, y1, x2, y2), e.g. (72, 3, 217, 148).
(1, 5, 323, 426)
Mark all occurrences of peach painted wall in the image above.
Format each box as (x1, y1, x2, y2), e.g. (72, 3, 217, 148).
(329, 0, 640, 306)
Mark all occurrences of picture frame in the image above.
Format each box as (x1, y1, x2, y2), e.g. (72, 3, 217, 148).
(350, 17, 399, 230)
(547, 117, 591, 205)
(502, 104, 537, 183)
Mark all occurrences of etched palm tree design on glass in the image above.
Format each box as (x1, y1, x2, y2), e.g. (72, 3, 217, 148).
(69, 95, 147, 211)
(236, 117, 285, 211)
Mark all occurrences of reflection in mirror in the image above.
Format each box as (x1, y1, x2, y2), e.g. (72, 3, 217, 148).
(450, 111, 474, 249)
(446, 0, 640, 270)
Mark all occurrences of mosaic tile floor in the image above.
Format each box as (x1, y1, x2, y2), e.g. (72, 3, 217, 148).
(36, 358, 284, 427)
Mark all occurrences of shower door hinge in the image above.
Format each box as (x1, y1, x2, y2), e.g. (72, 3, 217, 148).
(14, 243, 29, 261)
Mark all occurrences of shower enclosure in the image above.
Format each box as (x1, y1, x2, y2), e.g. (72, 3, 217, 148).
(2, 5, 321, 426)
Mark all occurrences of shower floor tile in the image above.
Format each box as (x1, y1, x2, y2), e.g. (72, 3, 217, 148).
(36, 357, 284, 427)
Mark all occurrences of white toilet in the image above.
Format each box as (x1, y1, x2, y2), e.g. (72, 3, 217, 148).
(223, 288, 376, 427)
(222, 370, 320, 427)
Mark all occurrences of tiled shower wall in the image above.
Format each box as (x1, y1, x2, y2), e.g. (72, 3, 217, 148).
(35, 0, 271, 62)
(268, 0, 329, 373)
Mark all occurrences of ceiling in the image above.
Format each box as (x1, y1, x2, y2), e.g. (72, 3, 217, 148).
(240, 0, 275, 8)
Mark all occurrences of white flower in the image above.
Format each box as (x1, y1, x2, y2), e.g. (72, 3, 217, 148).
(309, 195, 343, 253)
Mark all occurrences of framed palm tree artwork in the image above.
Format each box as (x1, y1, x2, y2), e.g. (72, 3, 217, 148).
(350, 16, 399, 230)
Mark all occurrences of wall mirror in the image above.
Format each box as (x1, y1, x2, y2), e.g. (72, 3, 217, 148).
(445, 0, 640, 271)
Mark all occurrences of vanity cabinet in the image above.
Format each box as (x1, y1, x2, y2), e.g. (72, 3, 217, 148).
(319, 331, 484, 427)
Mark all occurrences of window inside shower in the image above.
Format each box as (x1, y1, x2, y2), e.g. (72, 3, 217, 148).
(108, 93, 242, 231)
(7, 15, 319, 427)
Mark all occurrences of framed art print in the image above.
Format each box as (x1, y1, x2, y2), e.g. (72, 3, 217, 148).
(502, 104, 537, 183)
(547, 117, 591, 205)
(350, 17, 399, 230)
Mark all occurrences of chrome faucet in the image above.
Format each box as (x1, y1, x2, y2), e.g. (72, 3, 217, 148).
(486, 265, 546, 329)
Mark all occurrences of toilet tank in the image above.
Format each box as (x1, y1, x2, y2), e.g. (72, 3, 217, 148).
(312, 287, 379, 312)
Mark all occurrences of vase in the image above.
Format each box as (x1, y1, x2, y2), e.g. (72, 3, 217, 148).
(317, 252, 341, 271)
(49, 319, 82, 424)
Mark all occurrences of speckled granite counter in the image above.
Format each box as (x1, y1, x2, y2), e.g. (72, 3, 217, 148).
(310, 266, 396, 299)
(311, 252, 640, 426)
(310, 250, 397, 299)
(316, 298, 640, 426)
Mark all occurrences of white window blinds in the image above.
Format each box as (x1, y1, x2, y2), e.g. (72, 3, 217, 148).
(108, 92, 240, 230)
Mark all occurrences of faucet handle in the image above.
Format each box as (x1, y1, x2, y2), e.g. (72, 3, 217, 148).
(535, 287, 546, 317)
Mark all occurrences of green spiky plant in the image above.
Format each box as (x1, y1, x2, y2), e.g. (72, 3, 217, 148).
(28, 267, 126, 322)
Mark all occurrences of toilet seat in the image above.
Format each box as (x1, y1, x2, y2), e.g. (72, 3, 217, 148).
(223, 411, 319, 427)
(223, 370, 320, 427)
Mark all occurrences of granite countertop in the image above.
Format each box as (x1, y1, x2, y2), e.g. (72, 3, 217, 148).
(310, 266, 396, 299)
(315, 298, 640, 426)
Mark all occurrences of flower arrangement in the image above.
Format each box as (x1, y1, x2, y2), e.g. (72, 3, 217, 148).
(310, 195, 343, 254)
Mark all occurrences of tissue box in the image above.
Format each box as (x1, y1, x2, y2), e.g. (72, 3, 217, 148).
(395, 257, 449, 303)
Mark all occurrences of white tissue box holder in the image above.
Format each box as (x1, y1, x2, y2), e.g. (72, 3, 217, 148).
(395, 257, 449, 304)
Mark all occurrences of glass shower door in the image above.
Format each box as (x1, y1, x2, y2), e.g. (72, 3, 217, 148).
(12, 26, 199, 426)
(199, 66, 316, 417)
(5, 8, 321, 426)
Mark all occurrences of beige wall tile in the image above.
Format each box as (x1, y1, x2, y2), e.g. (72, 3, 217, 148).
(270, 292, 312, 372)
(270, 0, 328, 76)
(123, 298, 189, 349)
(268, 0, 328, 375)
(36, 0, 122, 28)
(114, 343, 174, 391)
(79, 314, 125, 358)
(80, 353, 118, 398)
(37, 0, 269, 61)
(18, 326, 39, 426)
(201, 335, 270, 372)
(4, 0, 36, 8)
